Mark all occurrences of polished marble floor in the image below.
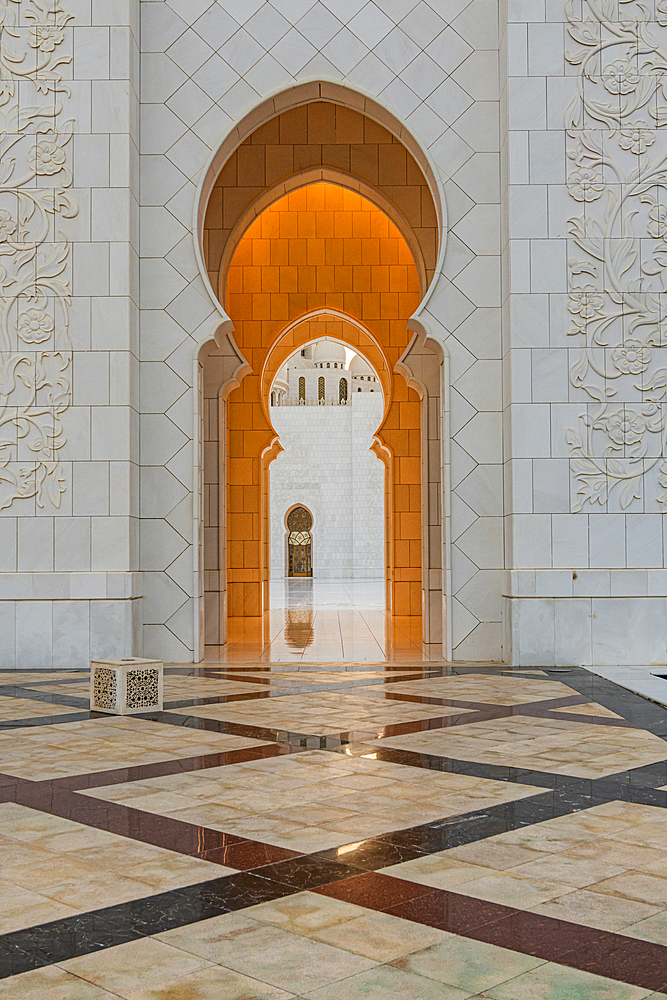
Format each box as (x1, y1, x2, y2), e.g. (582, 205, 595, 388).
(1, 662, 667, 996)
(211, 578, 442, 663)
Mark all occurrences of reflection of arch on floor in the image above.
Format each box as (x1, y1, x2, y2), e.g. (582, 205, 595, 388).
(196, 86, 446, 659)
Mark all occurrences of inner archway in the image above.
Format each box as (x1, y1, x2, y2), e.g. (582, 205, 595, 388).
(269, 335, 385, 589)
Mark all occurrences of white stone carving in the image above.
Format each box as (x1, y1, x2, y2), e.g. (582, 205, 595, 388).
(0, 0, 76, 511)
(565, 0, 667, 510)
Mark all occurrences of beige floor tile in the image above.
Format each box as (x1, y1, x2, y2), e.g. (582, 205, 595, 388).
(622, 908, 667, 944)
(304, 964, 471, 999)
(3, 854, 105, 890)
(0, 803, 82, 841)
(443, 841, 551, 870)
(310, 910, 448, 962)
(0, 696, 77, 720)
(456, 871, 574, 908)
(484, 961, 655, 999)
(592, 871, 667, 906)
(158, 912, 377, 994)
(126, 855, 235, 890)
(246, 891, 368, 935)
(75, 841, 181, 871)
(560, 838, 666, 869)
(0, 965, 116, 998)
(118, 964, 295, 999)
(394, 934, 544, 993)
(59, 938, 212, 993)
(529, 888, 662, 931)
(509, 854, 627, 888)
(380, 855, 494, 889)
(38, 873, 161, 910)
(0, 893, 80, 935)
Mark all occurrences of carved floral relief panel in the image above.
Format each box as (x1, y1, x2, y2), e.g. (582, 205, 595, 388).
(0, 0, 75, 512)
(566, 0, 667, 511)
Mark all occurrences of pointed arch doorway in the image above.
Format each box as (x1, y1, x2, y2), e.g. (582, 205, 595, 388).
(196, 89, 447, 661)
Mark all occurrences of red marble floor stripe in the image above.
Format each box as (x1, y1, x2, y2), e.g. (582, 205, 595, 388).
(200, 841, 302, 869)
(317, 875, 667, 992)
(314, 871, 434, 909)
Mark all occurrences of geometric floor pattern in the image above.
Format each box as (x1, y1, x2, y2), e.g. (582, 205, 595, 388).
(1, 661, 667, 997)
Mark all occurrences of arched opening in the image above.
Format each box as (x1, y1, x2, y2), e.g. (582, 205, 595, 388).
(285, 505, 313, 578)
(268, 332, 386, 591)
(197, 89, 446, 661)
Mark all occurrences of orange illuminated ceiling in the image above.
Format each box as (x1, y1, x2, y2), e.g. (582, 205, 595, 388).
(225, 181, 421, 371)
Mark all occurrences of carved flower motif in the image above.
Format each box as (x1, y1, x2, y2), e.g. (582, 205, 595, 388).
(648, 204, 667, 239)
(29, 24, 64, 53)
(606, 410, 646, 446)
(619, 121, 655, 154)
(612, 339, 651, 374)
(0, 209, 16, 242)
(568, 287, 605, 320)
(18, 308, 54, 344)
(29, 132, 67, 176)
(601, 60, 640, 95)
(568, 168, 605, 202)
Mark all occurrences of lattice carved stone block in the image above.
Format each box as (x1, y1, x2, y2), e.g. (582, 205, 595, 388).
(90, 658, 163, 715)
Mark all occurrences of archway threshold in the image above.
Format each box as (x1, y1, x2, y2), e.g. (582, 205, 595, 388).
(204, 577, 442, 663)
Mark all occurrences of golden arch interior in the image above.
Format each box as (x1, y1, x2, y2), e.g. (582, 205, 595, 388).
(199, 99, 445, 660)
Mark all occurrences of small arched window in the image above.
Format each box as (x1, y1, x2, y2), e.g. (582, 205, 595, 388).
(339, 378, 348, 404)
(318, 376, 325, 403)
(271, 391, 275, 406)
(299, 377, 305, 403)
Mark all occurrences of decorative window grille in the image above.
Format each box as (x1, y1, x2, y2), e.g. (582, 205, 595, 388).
(299, 377, 305, 403)
(318, 376, 325, 402)
(339, 378, 348, 404)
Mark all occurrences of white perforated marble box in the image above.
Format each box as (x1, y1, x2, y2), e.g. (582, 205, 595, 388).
(90, 658, 163, 716)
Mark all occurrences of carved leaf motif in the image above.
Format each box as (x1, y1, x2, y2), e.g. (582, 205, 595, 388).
(0, 0, 75, 512)
(565, 0, 667, 511)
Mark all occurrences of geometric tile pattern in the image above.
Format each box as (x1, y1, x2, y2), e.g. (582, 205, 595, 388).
(381, 801, 667, 938)
(0, 717, 269, 780)
(0, 662, 666, 997)
(170, 690, 474, 736)
(82, 750, 544, 853)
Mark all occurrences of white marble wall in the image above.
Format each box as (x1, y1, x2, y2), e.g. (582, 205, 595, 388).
(0, 0, 140, 667)
(270, 394, 384, 580)
(501, 0, 667, 665)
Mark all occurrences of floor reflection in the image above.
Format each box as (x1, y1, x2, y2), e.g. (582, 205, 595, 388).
(206, 579, 441, 662)
(284, 609, 315, 650)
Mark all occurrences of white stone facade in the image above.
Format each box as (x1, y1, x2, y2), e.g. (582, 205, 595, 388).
(1, 0, 666, 667)
(270, 392, 385, 580)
